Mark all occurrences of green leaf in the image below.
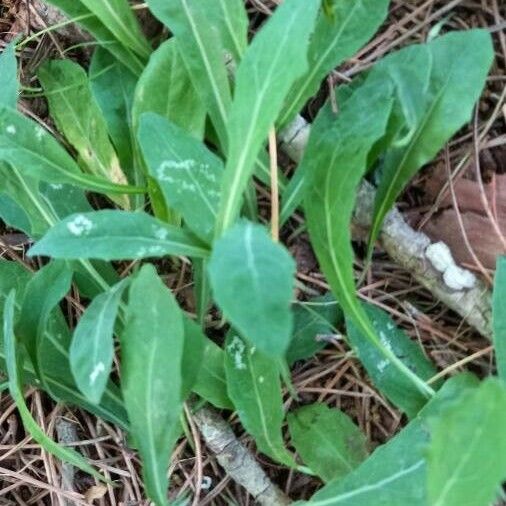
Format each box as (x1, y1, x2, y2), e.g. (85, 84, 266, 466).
(346, 303, 438, 418)
(208, 221, 295, 357)
(70, 278, 130, 404)
(427, 378, 506, 506)
(279, 0, 389, 127)
(132, 38, 206, 139)
(17, 260, 73, 376)
(193, 338, 232, 409)
(304, 76, 434, 401)
(215, 0, 320, 234)
(368, 30, 494, 255)
(138, 112, 223, 242)
(146, 0, 232, 145)
(38, 60, 129, 207)
(89, 48, 138, 183)
(180, 317, 205, 400)
(29, 210, 209, 261)
(78, 0, 151, 58)
(3, 290, 106, 482)
(288, 403, 368, 482)
(43, 0, 145, 75)
(120, 264, 184, 506)
(307, 374, 479, 506)
(288, 293, 342, 365)
(0, 106, 144, 196)
(0, 40, 17, 108)
(494, 256, 506, 380)
(224, 333, 295, 466)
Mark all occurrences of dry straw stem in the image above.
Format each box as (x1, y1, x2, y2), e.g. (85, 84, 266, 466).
(280, 115, 493, 339)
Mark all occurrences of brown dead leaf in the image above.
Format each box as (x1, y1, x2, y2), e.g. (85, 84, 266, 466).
(84, 484, 108, 504)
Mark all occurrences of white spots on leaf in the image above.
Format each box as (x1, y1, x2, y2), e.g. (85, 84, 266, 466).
(426, 241, 476, 291)
(250, 346, 256, 355)
(227, 336, 247, 370)
(89, 362, 105, 385)
(153, 226, 169, 241)
(377, 359, 390, 373)
(181, 180, 196, 192)
(379, 331, 393, 353)
(67, 214, 93, 236)
(49, 183, 63, 190)
(6, 124, 16, 135)
(36, 126, 45, 141)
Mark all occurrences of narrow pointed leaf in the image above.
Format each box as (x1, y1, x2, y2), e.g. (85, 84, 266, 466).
(0, 106, 144, 195)
(146, 0, 232, 144)
(38, 60, 129, 207)
(70, 278, 130, 404)
(208, 221, 295, 357)
(346, 303, 438, 418)
(369, 30, 494, 254)
(216, 0, 320, 233)
(29, 210, 209, 260)
(494, 256, 506, 380)
(288, 403, 368, 482)
(279, 0, 389, 126)
(4, 291, 106, 482)
(0, 40, 17, 108)
(133, 39, 206, 139)
(224, 333, 295, 466)
(304, 77, 433, 400)
(120, 265, 184, 506)
(180, 317, 205, 400)
(427, 379, 506, 506)
(138, 113, 223, 242)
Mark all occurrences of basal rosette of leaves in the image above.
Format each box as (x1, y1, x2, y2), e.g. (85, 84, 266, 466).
(0, 1, 504, 505)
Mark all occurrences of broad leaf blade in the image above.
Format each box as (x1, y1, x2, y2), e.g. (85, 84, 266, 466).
(427, 378, 506, 506)
(494, 257, 506, 380)
(70, 278, 130, 404)
(132, 39, 206, 139)
(208, 221, 295, 357)
(0, 40, 17, 107)
(216, 0, 320, 233)
(346, 303, 438, 418)
(138, 112, 223, 242)
(29, 210, 209, 260)
(120, 265, 184, 506)
(224, 333, 295, 466)
(288, 403, 368, 482)
(279, 0, 389, 127)
(307, 374, 479, 506)
(4, 291, 106, 482)
(369, 30, 494, 254)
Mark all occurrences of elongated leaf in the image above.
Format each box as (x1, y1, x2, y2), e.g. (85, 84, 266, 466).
(216, 0, 319, 233)
(288, 293, 342, 365)
(90, 48, 138, 174)
(369, 30, 494, 254)
(307, 374, 478, 506)
(121, 265, 184, 506)
(193, 338, 232, 409)
(288, 403, 368, 482)
(0, 40, 17, 107)
(224, 333, 295, 466)
(78, 0, 151, 58)
(279, 0, 389, 127)
(202, 0, 248, 62)
(347, 303, 438, 418)
(17, 261, 72, 375)
(0, 106, 144, 195)
(70, 278, 130, 404)
(494, 257, 506, 380)
(146, 0, 232, 145)
(133, 39, 206, 138)
(208, 221, 295, 357)
(427, 378, 506, 506)
(4, 291, 106, 482)
(29, 210, 209, 260)
(304, 76, 433, 401)
(38, 60, 129, 207)
(139, 113, 223, 242)
(44, 0, 145, 75)
(180, 317, 205, 399)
